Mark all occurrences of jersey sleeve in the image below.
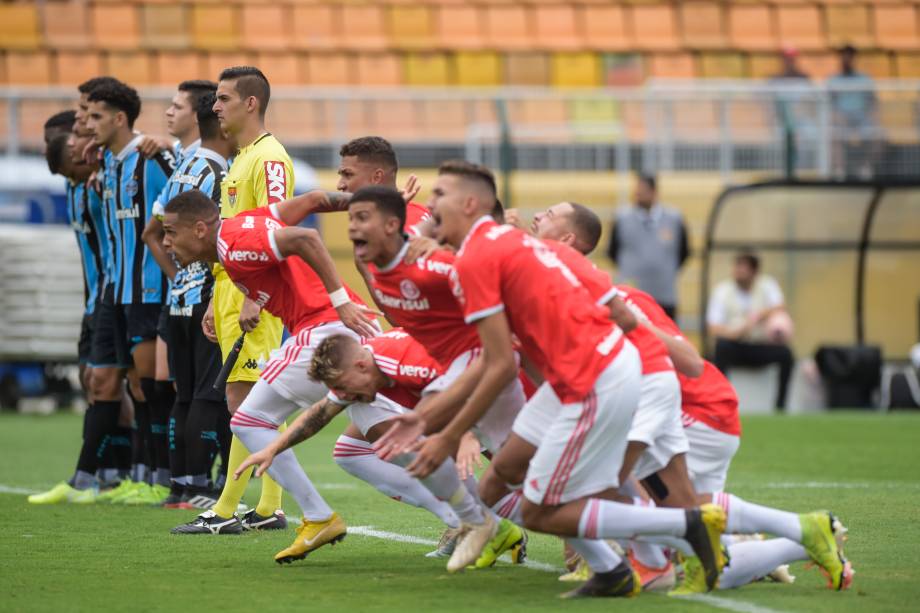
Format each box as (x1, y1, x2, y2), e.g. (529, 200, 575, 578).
(631, 291, 683, 337)
(219, 216, 284, 277)
(455, 248, 504, 324)
(253, 155, 295, 208)
(146, 154, 175, 217)
(197, 171, 219, 204)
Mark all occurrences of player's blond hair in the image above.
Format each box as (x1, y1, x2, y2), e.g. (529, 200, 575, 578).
(309, 334, 360, 383)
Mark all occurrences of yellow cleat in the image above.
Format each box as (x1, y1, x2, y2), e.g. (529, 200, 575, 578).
(681, 503, 726, 592)
(800, 511, 854, 591)
(669, 555, 708, 596)
(559, 558, 592, 582)
(473, 519, 527, 569)
(28, 482, 96, 505)
(560, 560, 641, 599)
(274, 513, 347, 564)
(96, 480, 135, 503)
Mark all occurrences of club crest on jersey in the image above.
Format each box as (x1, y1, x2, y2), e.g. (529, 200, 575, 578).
(399, 279, 421, 300)
(264, 161, 287, 204)
(125, 179, 138, 197)
(228, 186, 237, 206)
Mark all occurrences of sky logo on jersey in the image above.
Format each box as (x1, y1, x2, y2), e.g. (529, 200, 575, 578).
(264, 161, 287, 204)
(227, 250, 270, 262)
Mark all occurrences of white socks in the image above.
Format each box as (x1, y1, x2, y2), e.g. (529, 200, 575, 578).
(566, 538, 621, 573)
(719, 538, 807, 589)
(390, 452, 485, 525)
(490, 490, 524, 524)
(713, 492, 803, 542)
(579, 498, 688, 540)
(334, 435, 460, 528)
(231, 422, 333, 521)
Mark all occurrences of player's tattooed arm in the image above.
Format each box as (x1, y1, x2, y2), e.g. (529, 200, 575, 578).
(271, 190, 352, 225)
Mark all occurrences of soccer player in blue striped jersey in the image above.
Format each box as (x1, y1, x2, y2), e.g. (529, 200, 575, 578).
(86, 79, 175, 503)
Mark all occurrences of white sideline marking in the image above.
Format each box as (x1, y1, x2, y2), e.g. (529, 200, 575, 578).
(758, 481, 920, 490)
(681, 594, 790, 613)
(316, 483, 358, 490)
(0, 484, 39, 495)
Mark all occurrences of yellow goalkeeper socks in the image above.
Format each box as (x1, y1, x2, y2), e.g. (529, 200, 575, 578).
(255, 422, 286, 516)
(212, 435, 252, 519)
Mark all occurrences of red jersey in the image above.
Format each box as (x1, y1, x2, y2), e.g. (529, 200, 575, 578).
(612, 286, 675, 375)
(453, 217, 625, 403)
(406, 201, 431, 237)
(217, 207, 364, 336)
(367, 243, 480, 368)
(630, 292, 741, 436)
(366, 329, 440, 408)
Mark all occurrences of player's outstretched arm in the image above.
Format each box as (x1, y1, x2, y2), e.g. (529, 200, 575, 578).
(272, 191, 353, 226)
(649, 324, 705, 378)
(142, 215, 179, 280)
(233, 398, 345, 479)
(273, 226, 379, 338)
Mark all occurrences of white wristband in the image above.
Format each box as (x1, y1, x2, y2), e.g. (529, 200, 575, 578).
(329, 287, 350, 308)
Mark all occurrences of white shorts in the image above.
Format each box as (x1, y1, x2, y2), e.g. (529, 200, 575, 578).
(629, 371, 690, 480)
(683, 417, 740, 493)
(520, 340, 642, 506)
(423, 349, 525, 455)
(346, 394, 409, 437)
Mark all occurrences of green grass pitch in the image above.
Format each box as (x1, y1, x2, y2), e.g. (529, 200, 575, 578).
(1, 411, 918, 612)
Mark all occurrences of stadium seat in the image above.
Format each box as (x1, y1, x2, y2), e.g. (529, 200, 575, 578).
(873, 5, 920, 51)
(241, 5, 291, 52)
(435, 6, 485, 51)
(205, 53, 250, 82)
(4, 52, 52, 85)
(420, 100, 469, 141)
(0, 4, 40, 51)
(700, 52, 745, 79)
(153, 52, 205, 86)
(190, 6, 239, 51)
(256, 53, 303, 86)
(776, 5, 825, 51)
(569, 98, 621, 143)
(825, 4, 873, 48)
(341, 5, 388, 51)
(647, 53, 697, 79)
(727, 4, 777, 51)
(104, 52, 154, 85)
(507, 99, 569, 127)
(630, 4, 680, 51)
(895, 52, 920, 78)
(291, 5, 339, 51)
(581, 5, 631, 52)
(303, 53, 352, 86)
(857, 52, 893, 79)
(484, 5, 532, 51)
(375, 99, 427, 141)
(265, 99, 317, 144)
(748, 53, 782, 79)
(454, 51, 502, 86)
(140, 4, 190, 51)
(504, 52, 550, 86)
(602, 53, 643, 87)
(405, 53, 451, 86)
(679, 2, 726, 50)
(90, 5, 141, 51)
(355, 53, 403, 86)
(729, 102, 773, 143)
(550, 52, 601, 88)
(53, 52, 104, 86)
(673, 101, 718, 141)
(387, 6, 436, 50)
(797, 53, 838, 80)
(533, 5, 581, 51)
(42, 1, 90, 50)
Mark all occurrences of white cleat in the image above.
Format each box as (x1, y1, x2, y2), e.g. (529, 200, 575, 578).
(446, 513, 498, 573)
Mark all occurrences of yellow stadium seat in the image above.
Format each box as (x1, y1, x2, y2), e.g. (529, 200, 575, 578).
(0, 4, 40, 51)
(582, 5, 632, 52)
(241, 5, 291, 52)
(895, 52, 920, 78)
(91, 5, 141, 51)
(679, 2, 726, 50)
(727, 4, 777, 52)
(388, 6, 435, 50)
(303, 53, 353, 86)
(206, 53, 251, 82)
(153, 52, 206, 86)
(700, 52, 745, 79)
(355, 53, 403, 86)
(533, 5, 581, 51)
(825, 4, 873, 48)
(291, 5, 339, 51)
(141, 4, 190, 51)
(873, 5, 920, 51)
(505, 52, 550, 86)
(436, 6, 485, 51)
(190, 6, 240, 51)
(647, 53, 697, 79)
(256, 53, 303, 86)
(405, 52, 451, 86)
(484, 5, 531, 51)
(550, 52, 601, 88)
(341, 4, 388, 51)
(454, 51, 502, 86)
(54, 52, 104, 86)
(776, 5, 825, 51)
(42, 1, 90, 50)
(104, 52, 155, 85)
(631, 4, 680, 51)
(748, 53, 782, 79)
(570, 98, 620, 125)
(797, 53, 838, 80)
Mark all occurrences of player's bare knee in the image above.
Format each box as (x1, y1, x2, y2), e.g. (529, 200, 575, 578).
(520, 500, 551, 532)
(490, 455, 527, 487)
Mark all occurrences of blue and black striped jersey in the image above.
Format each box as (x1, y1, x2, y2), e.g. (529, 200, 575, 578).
(101, 135, 175, 305)
(66, 180, 105, 315)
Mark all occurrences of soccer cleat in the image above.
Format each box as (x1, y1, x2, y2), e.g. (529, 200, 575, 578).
(629, 551, 676, 592)
(170, 510, 243, 535)
(274, 513, 347, 564)
(241, 508, 287, 531)
(446, 513, 498, 573)
(560, 560, 641, 599)
(425, 527, 463, 559)
(559, 558, 592, 583)
(800, 511, 853, 591)
(109, 481, 147, 504)
(668, 555, 708, 596)
(183, 488, 221, 510)
(767, 564, 796, 584)
(27, 482, 96, 505)
(96, 479, 136, 503)
(473, 519, 527, 569)
(682, 503, 726, 592)
(124, 484, 169, 506)
(161, 493, 186, 509)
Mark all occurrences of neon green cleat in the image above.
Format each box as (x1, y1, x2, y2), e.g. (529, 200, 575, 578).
(106, 480, 145, 504)
(559, 558, 592, 582)
(800, 511, 854, 591)
(123, 484, 170, 506)
(668, 555, 708, 596)
(28, 482, 96, 505)
(97, 480, 135, 503)
(472, 519, 527, 569)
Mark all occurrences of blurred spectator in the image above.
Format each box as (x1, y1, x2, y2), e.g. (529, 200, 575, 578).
(769, 47, 814, 175)
(770, 47, 809, 81)
(708, 250, 795, 410)
(607, 174, 689, 319)
(828, 45, 880, 179)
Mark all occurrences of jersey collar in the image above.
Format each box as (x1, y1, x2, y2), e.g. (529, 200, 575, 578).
(457, 215, 495, 256)
(377, 239, 410, 273)
(195, 147, 229, 172)
(114, 134, 145, 163)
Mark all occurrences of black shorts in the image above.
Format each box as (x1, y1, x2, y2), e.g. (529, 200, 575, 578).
(156, 303, 170, 343)
(78, 313, 95, 364)
(123, 303, 163, 350)
(168, 302, 224, 403)
(90, 284, 131, 368)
